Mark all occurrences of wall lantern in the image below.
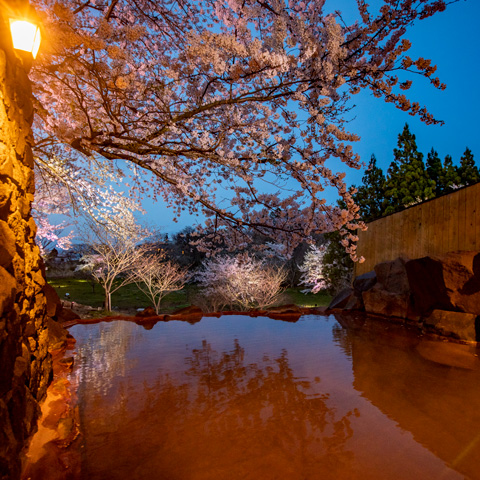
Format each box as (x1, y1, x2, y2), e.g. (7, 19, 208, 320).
(9, 18, 41, 59)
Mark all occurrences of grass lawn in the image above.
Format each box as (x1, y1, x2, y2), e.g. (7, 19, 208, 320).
(47, 277, 331, 313)
(282, 288, 331, 308)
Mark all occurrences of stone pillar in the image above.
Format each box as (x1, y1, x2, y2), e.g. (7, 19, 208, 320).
(0, 4, 52, 480)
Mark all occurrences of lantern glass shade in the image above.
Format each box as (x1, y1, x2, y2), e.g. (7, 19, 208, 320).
(9, 19, 41, 59)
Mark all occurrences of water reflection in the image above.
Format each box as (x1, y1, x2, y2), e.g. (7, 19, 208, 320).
(333, 312, 480, 480)
(72, 321, 139, 396)
(78, 338, 357, 479)
(69, 316, 478, 480)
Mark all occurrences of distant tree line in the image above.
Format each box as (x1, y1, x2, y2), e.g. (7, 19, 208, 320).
(354, 124, 480, 222)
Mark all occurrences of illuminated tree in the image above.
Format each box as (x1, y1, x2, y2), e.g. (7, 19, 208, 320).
(32, 0, 449, 257)
(133, 254, 189, 314)
(78, 213, 151, 311)
(196, 254, 286, 311)
(298, 244, 326, 294)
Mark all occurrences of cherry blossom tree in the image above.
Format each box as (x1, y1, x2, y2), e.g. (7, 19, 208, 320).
(196, 254, 286, 311)
(298, 244, 326, 294)
(133, 254, 189, 314)
(78, 212, 151, 311)
(33, 167, 75, 256)
(31, 0, 452, 258)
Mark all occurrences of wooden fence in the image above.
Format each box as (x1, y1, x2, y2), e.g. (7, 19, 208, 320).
(355, 182, 480, 276)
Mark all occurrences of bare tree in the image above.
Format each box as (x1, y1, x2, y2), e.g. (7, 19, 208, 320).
(133, 254, 189, 315)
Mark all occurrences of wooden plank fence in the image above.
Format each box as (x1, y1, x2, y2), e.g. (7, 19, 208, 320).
(355, 182, 480, 276)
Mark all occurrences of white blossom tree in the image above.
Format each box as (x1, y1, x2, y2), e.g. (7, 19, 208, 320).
(78, 212, 151, 311)
(298, 244, 327, 294)
(196, 254, 286, 311)
(30, 0, 451, 258)
(133, 254, 189, 314)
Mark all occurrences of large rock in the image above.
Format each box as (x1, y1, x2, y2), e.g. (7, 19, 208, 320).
(353, 270, 377, 293)
(0, 265, 16, 317)
(363, 288, 410, 319)
(46, 318, 68, 352)
(328, 288, 354, 310)
(362, 258, 411, 319)
(424, 310, 479, 343)
(405, 252, 480, 316)
(405, 256, 453, 315)
(374, 257, 410, 294)
(43, 282, 62, 319)
(442, 252, 480, 314)
(349, 252, 480, 341)
(328, 273, 376, 312)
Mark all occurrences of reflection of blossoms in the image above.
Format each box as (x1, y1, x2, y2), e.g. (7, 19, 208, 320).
(71, 321, 138, 397)
(299, 244, 327, 294)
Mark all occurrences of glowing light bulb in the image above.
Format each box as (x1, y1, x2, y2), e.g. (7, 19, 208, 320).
(9, 19, 41, 59)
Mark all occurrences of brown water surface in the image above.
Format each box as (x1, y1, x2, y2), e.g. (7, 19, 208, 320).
(69, 314, 480, 479)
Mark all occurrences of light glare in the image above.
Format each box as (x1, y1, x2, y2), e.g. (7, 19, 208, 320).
(9, 19, 41, 59)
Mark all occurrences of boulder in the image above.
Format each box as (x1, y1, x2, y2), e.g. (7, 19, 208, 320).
(441, 252, 480, 314)
(267, 304, 302, 314)
(361, 258, 411, 319)
(362, 288, 410, 319)
(423, 309, 479, 343)
(405, 256, 453, 315)
(328, 287, 356, 310)
(135, 306, 157, 318)
(353, 270, 377, 293)
(374, 257, 410, 295)
(43, 282, 62, 319)
(46, 318, 69, 351)
(57, 308, 80, 322)
(344, 294, 364, 311)
(406, 251, 480, 315)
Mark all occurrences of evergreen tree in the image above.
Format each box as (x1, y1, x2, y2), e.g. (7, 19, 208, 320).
(426, 148, 443, 196)
(458, 148, 480, 186)
(439, 155, 461, 194)
(384, 124, 435, 215)
(322, 231, 354, 295)
(353, 155, 388, 222)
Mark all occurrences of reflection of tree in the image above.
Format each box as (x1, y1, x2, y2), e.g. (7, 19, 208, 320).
(79, 339, 359, 479)
(71, 321, 138, 397)
(332, 312, 480, 480)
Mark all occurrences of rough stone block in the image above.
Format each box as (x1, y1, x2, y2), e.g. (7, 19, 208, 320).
(0, 265, 16, 318)
(424, 309, 478, 343)
(353, 270, 377, 293)
(43, 282, 61, 319)
(374, 257, 410, 295)
(328, 287, 355, 310)
(0, 220, 16, 268)
(46, 318, 68, 352)
(362, 287, 410, 319)
(405, 256, 453, 315)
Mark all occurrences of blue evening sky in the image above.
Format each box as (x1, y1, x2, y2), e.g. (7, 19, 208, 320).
(143, 0, 479, 235)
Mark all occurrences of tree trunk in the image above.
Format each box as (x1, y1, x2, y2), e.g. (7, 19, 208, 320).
(105, 290, 112, 311)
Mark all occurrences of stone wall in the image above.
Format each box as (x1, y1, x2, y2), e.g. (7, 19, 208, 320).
(0, 12, 52, 480)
